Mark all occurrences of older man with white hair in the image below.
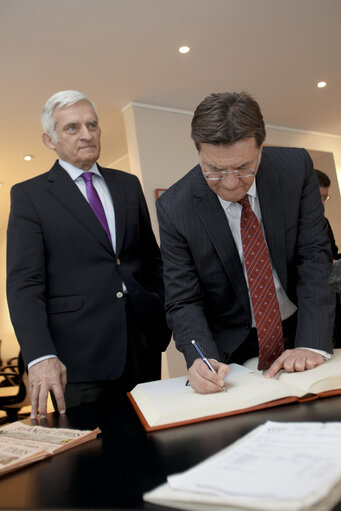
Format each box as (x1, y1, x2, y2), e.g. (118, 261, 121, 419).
(7, 90, 170, 418)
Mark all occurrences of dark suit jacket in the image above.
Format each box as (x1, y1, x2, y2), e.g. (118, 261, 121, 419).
(326, 217, 341, 260)
(156, 147, 335, 368)
(7, 161, 170, 383)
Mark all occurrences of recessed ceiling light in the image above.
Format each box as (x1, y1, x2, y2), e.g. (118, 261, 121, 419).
(179, 46, 190, 54)
(23, 155, 33, 161)
(0, 182, 4, 187)
(317, 81, 327, 88)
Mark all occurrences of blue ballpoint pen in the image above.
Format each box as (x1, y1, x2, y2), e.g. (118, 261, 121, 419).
(191, 340, 227, 391)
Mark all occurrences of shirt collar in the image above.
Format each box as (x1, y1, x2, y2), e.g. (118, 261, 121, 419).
(58, 159, 101, 181)
(218, 179, 257, 211)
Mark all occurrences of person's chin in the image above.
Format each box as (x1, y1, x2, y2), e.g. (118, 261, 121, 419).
(80, 149, 99, 162)
(218, 191, 245, 202)
(80, 147, 97, 155)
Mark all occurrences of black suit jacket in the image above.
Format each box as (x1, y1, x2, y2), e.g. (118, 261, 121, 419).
(157, 147, 335, 368)
(325, 217, 341, 260)
(7, 161, 170, 382)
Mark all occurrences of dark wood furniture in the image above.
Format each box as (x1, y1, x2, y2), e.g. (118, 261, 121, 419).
(0, 393, 341, 510)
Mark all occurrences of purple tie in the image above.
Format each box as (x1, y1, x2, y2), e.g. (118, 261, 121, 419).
(81, 172, 112, 243)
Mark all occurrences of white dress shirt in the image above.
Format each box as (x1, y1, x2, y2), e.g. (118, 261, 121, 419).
(217, 181, 329, 359)
(218, 180, 297, 324)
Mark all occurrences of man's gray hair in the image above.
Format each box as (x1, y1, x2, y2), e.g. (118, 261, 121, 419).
(41, 90, 97, 143)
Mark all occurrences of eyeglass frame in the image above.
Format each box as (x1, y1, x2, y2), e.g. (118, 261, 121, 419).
(200, 149, 261, 181)
(202, 167, 257, 180)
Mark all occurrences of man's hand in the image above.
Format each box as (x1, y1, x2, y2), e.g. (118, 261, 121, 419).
(188, 358, 230, 393)
(28, 358, 67, 418)
(265, 348, 324, 378)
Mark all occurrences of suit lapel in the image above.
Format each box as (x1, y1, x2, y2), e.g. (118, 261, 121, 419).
(192, 169, 251, 316)
(99, 167, 126, 256)
(256, 153, 287, 289)
(47, 162, 114, 254)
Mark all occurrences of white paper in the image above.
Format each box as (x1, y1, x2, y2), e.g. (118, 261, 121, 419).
(137, 376, 190, 396)
(225, 363, 253, 379)
(139, 364, 253, 398)
(168, 422, 341, 502)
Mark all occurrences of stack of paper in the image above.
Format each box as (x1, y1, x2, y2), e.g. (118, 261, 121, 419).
(144, 422, 341, 511)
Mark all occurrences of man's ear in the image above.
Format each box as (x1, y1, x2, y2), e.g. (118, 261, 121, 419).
(42, 132, 56, 150)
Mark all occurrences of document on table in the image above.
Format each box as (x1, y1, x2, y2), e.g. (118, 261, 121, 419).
(168, 421, 341, 502)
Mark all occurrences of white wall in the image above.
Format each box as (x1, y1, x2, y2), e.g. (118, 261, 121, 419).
(122, 103, 198, 241)
(108, 153, 131, 174)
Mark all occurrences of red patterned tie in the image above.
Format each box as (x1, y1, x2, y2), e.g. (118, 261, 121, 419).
(238, 195, 284, 370)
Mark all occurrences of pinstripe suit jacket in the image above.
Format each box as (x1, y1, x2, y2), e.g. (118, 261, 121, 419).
(157, 147, 335, 368)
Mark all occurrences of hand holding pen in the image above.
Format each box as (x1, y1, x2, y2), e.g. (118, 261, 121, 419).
(188, 340, 229, 393)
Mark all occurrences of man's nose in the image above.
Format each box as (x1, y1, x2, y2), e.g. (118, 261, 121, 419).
(79, 125, 93, 139)
(222, 172, 240, 186)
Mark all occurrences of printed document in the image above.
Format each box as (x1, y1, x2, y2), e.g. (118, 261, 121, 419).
(145, 421, 341, 511)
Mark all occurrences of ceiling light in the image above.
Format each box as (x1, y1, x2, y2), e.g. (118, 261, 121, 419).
(23, 155, 33, 161)
(0, 182, 4, 187)
(317, 81, 327, 88)
(179, 46, 190, 54)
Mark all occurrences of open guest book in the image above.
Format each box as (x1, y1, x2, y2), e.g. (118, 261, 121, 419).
(128, 349, 341, 431)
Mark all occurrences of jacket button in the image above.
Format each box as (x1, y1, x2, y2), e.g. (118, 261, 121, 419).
(117, 258, 121, 265)
(116, 291, 123, 299)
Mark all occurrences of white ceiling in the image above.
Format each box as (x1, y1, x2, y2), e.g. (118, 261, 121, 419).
(1, 0, 340, 231)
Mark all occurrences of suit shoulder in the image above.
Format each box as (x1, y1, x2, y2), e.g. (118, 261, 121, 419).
(100, 167, 138, 179)
(11, 170, 50, 192)
(100, 166, 140, 185)
(262, 146, 312, 171)
(263, 145, 310, 160)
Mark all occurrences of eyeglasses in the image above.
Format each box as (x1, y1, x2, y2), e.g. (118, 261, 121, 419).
(200, 150, 261, 181)
(202, 167, 256, 181)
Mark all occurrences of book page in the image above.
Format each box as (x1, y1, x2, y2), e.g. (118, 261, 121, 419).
(131, 369, 296, 427)
(0, 437, 47, 476)
(243, 349, 341, 397)
(140, 364, 252, 398)
(275, 350, 341, 396)
(0, 422, 100, 453)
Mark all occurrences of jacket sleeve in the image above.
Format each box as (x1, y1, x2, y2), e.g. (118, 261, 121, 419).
(157, 197, 220, 368)
(6, 184, 57, 366)
(292, 150, 335, 352)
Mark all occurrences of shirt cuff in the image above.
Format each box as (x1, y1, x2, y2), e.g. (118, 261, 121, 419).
(301, 348, 331, 359)
(27, 354, 57, 370)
